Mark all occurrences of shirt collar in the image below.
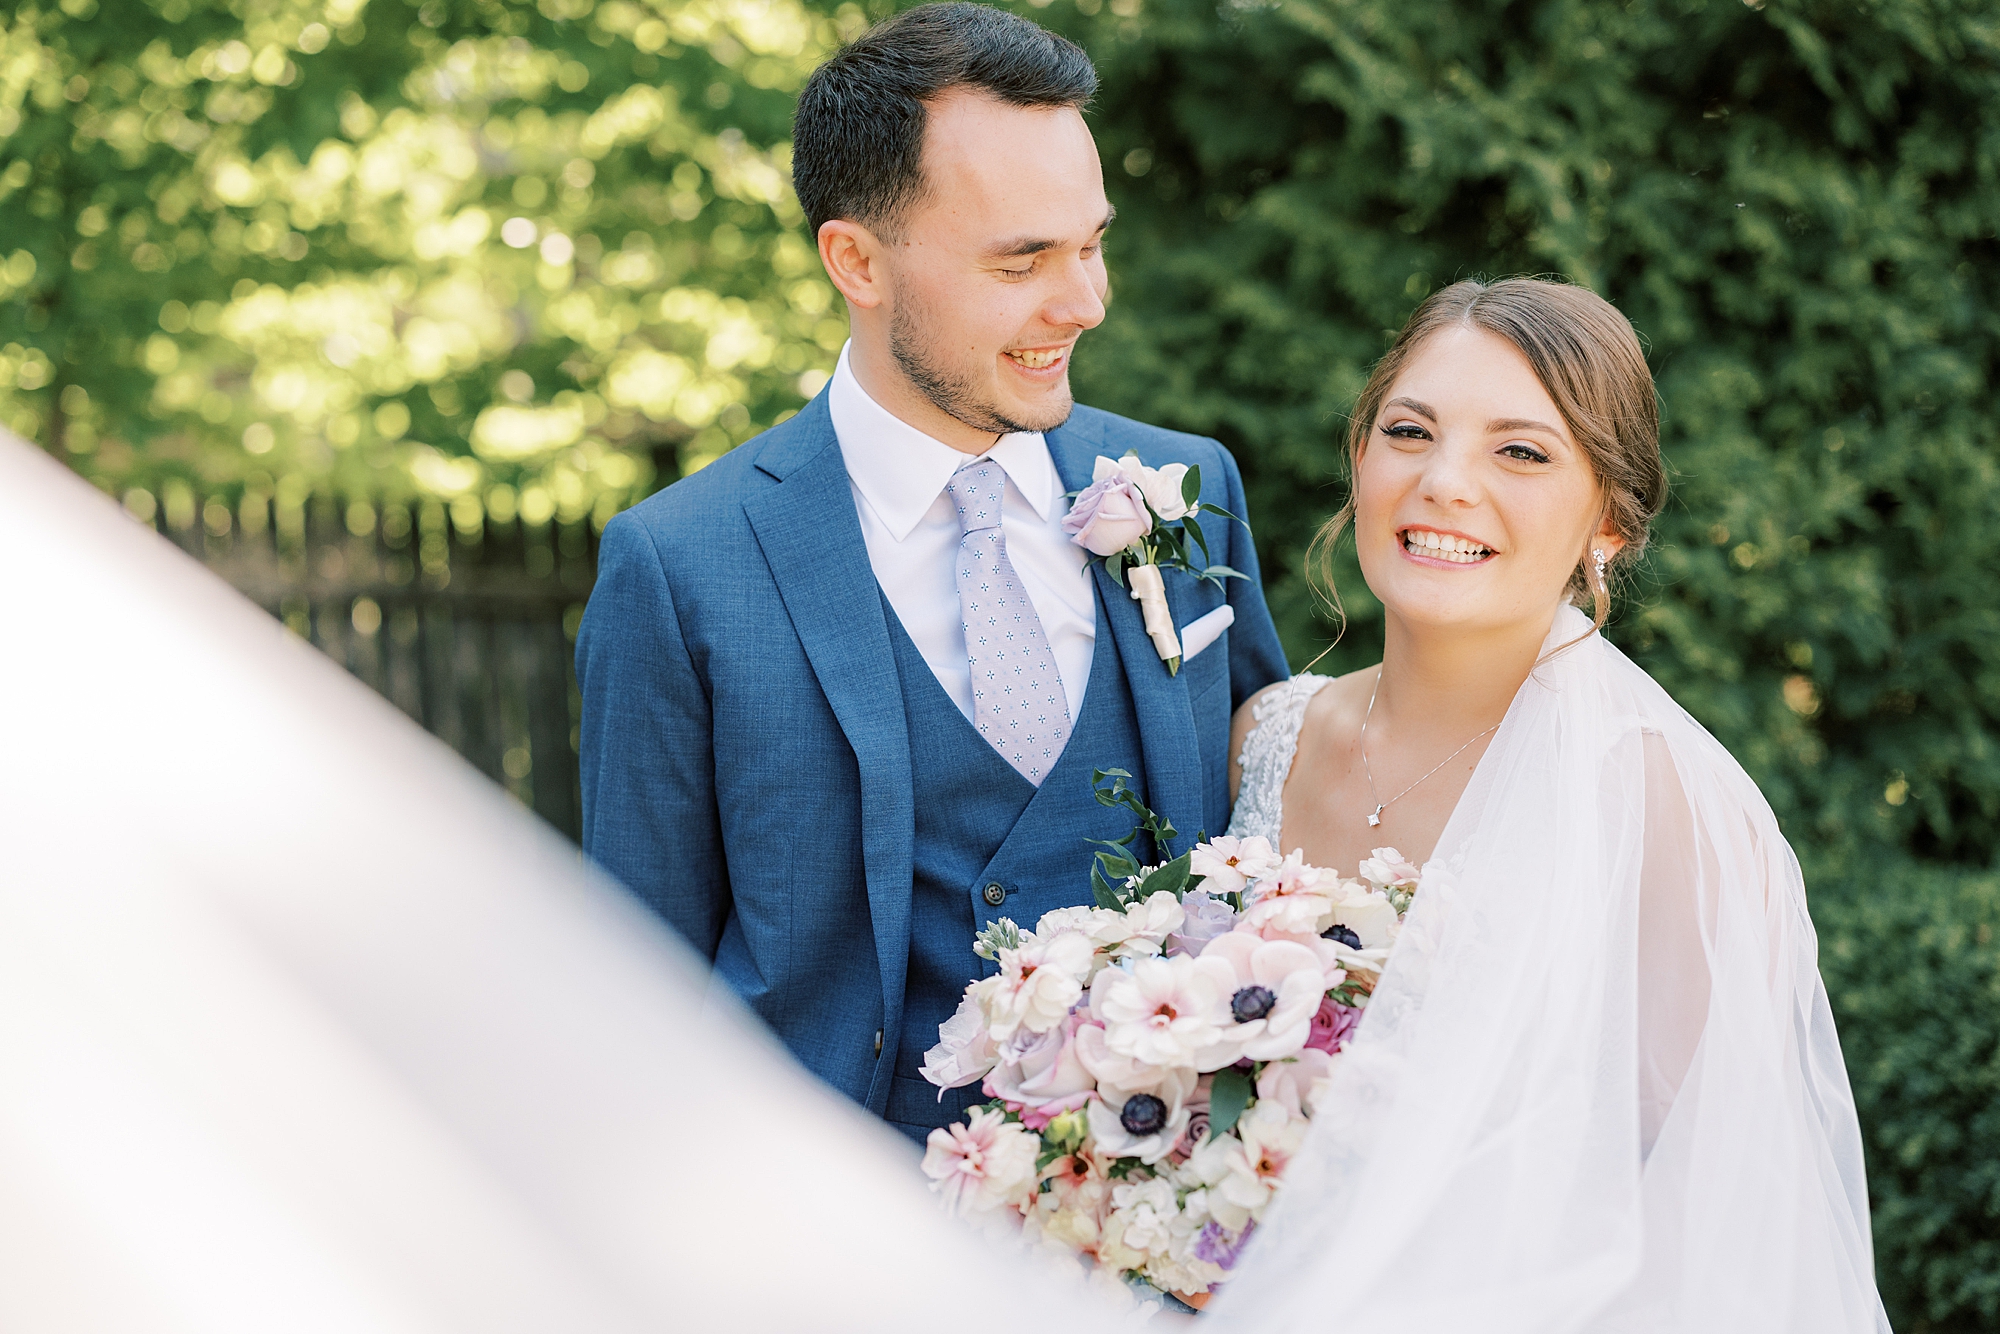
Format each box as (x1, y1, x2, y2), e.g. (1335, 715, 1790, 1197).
(828, 342, 1060, 542)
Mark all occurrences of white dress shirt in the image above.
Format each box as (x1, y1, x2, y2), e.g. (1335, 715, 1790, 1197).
(828, 344, 1096, 725)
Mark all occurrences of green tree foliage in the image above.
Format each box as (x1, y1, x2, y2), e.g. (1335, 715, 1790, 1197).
(0, 0, 859, 526)
(1032, 0, 1999, 1324)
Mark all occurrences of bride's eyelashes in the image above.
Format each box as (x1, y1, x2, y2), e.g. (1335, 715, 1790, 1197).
(1498, 441, 1552, 464)
(1381, 420, 1431, 442)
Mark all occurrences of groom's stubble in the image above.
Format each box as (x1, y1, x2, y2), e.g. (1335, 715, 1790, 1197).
(887, 270, 1077, 439)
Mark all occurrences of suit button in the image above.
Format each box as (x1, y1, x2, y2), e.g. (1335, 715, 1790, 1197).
(873, 1029, 883, 1059)
(982, 882, 1007, 907)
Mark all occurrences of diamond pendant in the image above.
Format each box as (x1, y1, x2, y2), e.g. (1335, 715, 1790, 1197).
(1367, 805, 1385, 828)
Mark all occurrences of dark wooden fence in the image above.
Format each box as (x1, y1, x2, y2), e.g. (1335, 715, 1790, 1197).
(143, 483, 598, 842)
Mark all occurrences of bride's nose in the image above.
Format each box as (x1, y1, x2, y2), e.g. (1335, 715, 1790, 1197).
(1419, 437, 1483, 509)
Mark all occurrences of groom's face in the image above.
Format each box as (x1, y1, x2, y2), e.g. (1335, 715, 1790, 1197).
(882, 89, 1111, 441)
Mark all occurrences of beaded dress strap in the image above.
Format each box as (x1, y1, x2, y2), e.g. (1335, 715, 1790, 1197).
(1224, 673, 1331, 845)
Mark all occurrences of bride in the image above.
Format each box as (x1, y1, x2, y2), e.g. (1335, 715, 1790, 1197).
(1214, 278, 1890, 1332)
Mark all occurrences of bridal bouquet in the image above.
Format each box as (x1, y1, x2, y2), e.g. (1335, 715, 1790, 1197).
(920, 771, 1419, 1299)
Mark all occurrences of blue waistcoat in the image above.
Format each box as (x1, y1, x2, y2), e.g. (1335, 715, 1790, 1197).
(883, 589, 1147, 1140)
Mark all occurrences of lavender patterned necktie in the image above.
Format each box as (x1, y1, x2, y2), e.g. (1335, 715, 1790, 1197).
(944, 458, 1073, 785)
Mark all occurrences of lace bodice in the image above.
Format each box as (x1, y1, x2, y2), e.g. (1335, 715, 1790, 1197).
(1224, 673, 1332, 844)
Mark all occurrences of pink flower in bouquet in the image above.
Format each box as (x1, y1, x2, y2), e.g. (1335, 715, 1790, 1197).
(1165, 889, 1238, 958)
(1303, 996, 1363, 1055)
(1240, 851, 1341, 937)
(1190, 835, 1282, 896)
(985, 1010, 1097, 1114)
(989, 929, 1094, 1041)
(921, 983, 1001, 1090)
(922, 1107, 1040, 1217)
(1170, 1073, 1214, 1163)
(1255, 1048, 1334, 1117)
(1191, 932, 1327, 1065)
(1090, 956, 1231, 1067)
(1062, 476, 1153, 557)
(1357, 846, 1422, 890)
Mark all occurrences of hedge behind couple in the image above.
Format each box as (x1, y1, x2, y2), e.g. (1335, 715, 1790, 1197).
(575, 5, 1887, 1328)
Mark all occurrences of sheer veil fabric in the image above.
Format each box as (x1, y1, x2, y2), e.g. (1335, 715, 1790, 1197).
(0, 436, 1122, 1334)
(1215, 605, 1889, 1333)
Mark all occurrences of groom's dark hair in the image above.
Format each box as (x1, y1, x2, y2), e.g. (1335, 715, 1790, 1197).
(792, 3, 1097, 239)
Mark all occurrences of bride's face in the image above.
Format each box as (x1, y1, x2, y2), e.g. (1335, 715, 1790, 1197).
(1353, 324, 1622, 638)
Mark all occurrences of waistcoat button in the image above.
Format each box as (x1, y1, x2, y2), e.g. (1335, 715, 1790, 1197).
(874, 1029, 883, 1058)
(982, 882, 1007, 907)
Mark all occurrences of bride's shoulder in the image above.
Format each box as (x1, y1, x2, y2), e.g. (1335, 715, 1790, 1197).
(1229, 666, 1376, 758)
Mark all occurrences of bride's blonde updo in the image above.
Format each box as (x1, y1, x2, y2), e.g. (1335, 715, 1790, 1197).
(1311, 277, 1668, 637)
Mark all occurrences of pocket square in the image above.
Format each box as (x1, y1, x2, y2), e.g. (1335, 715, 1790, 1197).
(1179, 604, 1235, 663)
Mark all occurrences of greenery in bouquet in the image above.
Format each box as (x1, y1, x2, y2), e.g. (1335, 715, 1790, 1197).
(920, 771, 1419, 1299)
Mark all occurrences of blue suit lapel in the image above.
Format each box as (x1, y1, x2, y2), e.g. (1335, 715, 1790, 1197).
(1045, 421, 1208, 852)
(741, 397, 912, 1108)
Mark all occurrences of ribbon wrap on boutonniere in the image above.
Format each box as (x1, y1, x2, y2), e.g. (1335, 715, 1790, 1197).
(1061, 452, 1248, 676)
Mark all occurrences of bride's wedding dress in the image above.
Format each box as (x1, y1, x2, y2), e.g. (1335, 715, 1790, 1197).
(1210, 637, 1890, 1333)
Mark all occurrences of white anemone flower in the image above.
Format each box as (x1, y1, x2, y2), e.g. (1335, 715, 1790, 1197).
(1191, 932, 1327, 1067)
(1090, 955, 1230, 1067)
(1083, 1066, 1198, 1165)
(1330, 885, 1401, 949)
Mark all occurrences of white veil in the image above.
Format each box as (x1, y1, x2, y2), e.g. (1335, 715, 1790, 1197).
(0, 437, 1118, 1334)
(1216, 605, 1890, 1332)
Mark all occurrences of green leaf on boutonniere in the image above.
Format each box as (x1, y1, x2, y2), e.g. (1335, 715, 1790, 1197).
(1182, 464, 1202, 509)
(1185, 513, 1212, 563)
(1199, 564, 1249, 586)
(1105, 550, 1127, 587)
(1208, 1066, 1255, 1139)
(1198, 502, 1245, 527)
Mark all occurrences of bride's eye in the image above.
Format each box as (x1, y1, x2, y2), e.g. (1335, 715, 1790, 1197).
(1499, 442, 1551, 464)
(1382, 421, 1430, 441)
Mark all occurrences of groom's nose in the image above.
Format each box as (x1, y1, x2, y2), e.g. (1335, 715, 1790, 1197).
(1040, 255, 1107, 332)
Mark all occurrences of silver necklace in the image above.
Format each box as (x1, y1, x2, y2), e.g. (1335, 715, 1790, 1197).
(1358, 669, 1500, 828)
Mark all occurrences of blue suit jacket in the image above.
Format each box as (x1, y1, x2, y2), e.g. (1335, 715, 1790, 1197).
(577, 391, 1290, 1114)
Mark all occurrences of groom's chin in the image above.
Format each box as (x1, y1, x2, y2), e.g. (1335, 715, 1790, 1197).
(997, 385, 1077, 436)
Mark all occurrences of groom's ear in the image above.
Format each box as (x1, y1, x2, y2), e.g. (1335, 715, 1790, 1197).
(818, 219, 887, 311)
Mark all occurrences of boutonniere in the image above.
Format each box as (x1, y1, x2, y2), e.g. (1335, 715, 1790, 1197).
(1061, 452, 1246, 675)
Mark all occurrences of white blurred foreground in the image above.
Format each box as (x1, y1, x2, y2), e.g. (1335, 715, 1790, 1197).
(0, 437, 1111, 1334)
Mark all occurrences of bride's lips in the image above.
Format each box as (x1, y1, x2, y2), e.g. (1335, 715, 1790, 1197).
(1001, 343, 1072, 379)
(1398, 525, 1498, 568)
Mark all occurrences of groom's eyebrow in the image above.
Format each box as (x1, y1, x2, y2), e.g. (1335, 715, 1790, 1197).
(982, 207, 1117, 260)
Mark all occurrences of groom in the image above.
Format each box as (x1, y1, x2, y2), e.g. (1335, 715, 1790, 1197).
(577, 2, 1288, 1143)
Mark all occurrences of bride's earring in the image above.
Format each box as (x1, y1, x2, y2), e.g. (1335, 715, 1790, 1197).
(1593, 548, 1608, 587)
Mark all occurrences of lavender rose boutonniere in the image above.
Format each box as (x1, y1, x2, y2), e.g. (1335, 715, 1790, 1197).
(1062, 452, 1247, 675)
